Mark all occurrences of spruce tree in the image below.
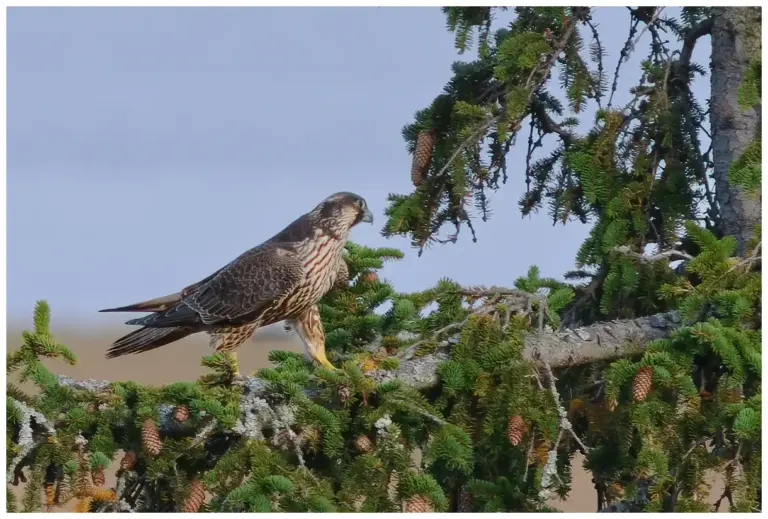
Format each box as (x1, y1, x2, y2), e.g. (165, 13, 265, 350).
(6, 6, 761, 513)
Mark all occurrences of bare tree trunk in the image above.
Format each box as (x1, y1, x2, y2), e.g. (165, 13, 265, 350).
(710, 7, 762, 254)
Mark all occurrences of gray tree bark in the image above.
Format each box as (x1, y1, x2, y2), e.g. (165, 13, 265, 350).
(710, 7, 762, 254)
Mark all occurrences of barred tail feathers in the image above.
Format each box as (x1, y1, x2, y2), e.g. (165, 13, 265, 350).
(105, 326, 194, 359)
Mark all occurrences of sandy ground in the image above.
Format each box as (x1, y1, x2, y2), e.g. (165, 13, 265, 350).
(7, 324, 727, 513)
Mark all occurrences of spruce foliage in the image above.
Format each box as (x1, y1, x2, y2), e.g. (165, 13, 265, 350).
(6, 6, 762, 514)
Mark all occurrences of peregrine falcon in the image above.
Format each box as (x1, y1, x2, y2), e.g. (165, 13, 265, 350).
(100, 192, 373, 370)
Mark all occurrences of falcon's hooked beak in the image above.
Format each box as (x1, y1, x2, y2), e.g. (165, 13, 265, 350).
(361, 206, 374, 224)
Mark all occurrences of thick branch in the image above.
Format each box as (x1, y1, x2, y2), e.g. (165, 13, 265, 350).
(370, 310, 681, 388)
(50, 309, 683, 438)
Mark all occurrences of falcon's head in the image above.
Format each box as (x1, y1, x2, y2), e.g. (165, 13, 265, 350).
(314, 192, 374, 229)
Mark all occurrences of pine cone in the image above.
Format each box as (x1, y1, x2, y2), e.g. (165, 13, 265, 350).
(173, 405, 190, 422)
(605, 395, 618, 412)
(361, 271, 379, 283)
(404, 494, 431, 513)
(334, 260, 349, 290)
(120, 451, 137, 471)
(457, 486, 472, 513)
(354, 435, 373, 454)
(91, 468, 105, 488)
(632, 366, 653, 402)
(338, 386, 351, 404)
(141, 419, 162, 456)
(183, 478, 206, 512)
(45, 482, 56, 511)
(507, 415, 526, 446)
(411, 130, 436, 187)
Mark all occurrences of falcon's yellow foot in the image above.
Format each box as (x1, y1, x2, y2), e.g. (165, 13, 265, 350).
(314, 351, 338, 371)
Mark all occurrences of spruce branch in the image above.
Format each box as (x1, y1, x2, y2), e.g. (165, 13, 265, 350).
(414, 8, 590, 252)
(627, 7, 665, 56)
(607, 11, 641, 109)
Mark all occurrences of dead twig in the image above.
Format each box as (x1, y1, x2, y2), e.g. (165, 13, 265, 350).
(614, 245, 694, 263)
(543, 363, 590, 455)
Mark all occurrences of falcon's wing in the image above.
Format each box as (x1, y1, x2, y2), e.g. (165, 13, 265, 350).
(185, 243, 305, 324)
(122, 243, 305, 328)
(99, 268, 225, 314)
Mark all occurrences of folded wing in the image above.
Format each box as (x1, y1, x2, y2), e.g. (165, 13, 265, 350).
(125, 244, 306, 328)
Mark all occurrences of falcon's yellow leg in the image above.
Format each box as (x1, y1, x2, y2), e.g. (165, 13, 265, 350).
(293, 306, 338, 371)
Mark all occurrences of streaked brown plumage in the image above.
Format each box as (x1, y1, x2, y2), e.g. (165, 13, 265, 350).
(100, 192, 374, 370)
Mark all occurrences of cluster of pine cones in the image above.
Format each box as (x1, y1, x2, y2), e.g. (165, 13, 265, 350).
(137, 406, 206, 512)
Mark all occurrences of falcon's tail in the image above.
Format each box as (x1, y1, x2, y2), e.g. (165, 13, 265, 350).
(105, 326, 193, 359)
(99, 292, 182, 314)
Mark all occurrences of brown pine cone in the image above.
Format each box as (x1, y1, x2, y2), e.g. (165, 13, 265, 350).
(91, 468, 105, 488)
(120, 451, 137, 471)
(411, 130, 436, 187)
(173, 405, 190, 422)
(507, 415, 526, 446)
(182, 478, 206, 513)
(141, 419, 162, 456)
(404, 494, 431, 513)
(45, 482, 56, 511)
(354, 435, 373, 454)
(632, 366, 653, 402)
(334, 260, 349, 290)
(338, 386, 351, 404)
(457, 486, 472, 513)
(361, 271, 379, 283)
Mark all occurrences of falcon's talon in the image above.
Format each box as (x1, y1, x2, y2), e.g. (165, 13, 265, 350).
(316, 356, 339, 371)
(100, 192, 372, 364)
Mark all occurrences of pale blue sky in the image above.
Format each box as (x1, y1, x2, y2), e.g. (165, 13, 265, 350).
(7, 7, 709, 326)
